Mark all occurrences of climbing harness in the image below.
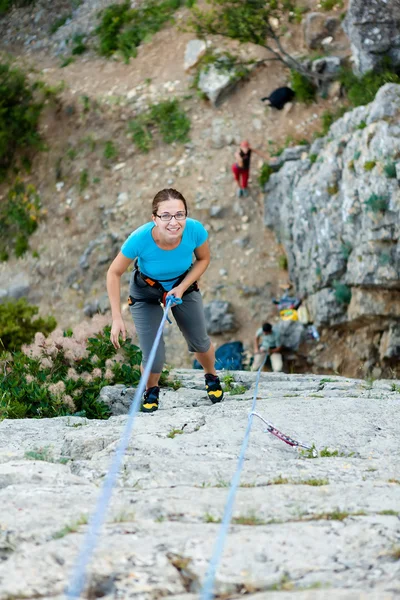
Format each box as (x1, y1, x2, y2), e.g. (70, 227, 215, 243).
(127, 267, 199, 323)
(65, 295, 182, 600)
(200, 357, 315, 600)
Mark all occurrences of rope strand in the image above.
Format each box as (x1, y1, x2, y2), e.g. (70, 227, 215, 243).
(65, 296, 181, 599)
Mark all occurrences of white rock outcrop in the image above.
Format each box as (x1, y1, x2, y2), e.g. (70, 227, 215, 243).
(1, 370, 400, 598)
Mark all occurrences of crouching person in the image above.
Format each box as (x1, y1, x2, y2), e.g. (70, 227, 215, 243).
(252, 322, 283, 372)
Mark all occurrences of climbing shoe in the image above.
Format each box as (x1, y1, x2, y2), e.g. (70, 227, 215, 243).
(242, 188, 249, 197)
(236, 188, 243, 198)
(205, 373, 224, 404)
(141, 386, 160, 413)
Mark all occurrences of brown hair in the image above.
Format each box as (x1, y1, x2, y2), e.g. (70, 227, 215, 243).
(152, 188, 188, 215)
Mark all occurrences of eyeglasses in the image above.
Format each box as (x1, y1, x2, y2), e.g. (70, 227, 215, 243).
(156, 211, 187, 222)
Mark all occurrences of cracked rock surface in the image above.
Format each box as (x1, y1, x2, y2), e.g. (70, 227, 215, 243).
(1, 370, 400, 599)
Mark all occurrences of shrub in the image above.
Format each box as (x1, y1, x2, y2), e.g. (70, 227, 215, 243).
(327, 183, 338, 195)
(384, 162, 397, 178)
(316, 107, 347, 138)
(104, 140, 118, 160)
(290, 70, 316, 104)
(49, 14, 71, 34)
(309, 153, 318, 164)
(278, 255, 288, 270)
(0, 62, 43, 178)
(0, 179, 44, 260)
(364, 193, 389, 213)
(258, 163, 273, 187)
(339, 65, 400, 107)
(0, 0, 35, 15)
(128, 99, 190, 152)
(364, 160, 376, 171)
(0, 318, 144, 420)
(71, 33, 87, 55)
(333, 281, 351, 305)
(0, 298, 56, 352)
(320, 0, 343, 9)
(340, 242, 352, 260)
(96, 0, 192, 62)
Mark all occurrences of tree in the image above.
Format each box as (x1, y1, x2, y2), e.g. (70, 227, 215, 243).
(188, 0, 315, 81)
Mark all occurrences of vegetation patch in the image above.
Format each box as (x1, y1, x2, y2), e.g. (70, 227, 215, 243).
(258, 162, 274, 188)
(96, 0, 194, 62)
(0, 299, 56, 352)
(0, 63, 43, 178)
(364, 193, 389, 213)
(128, 99, 190, 152)
(290, 70, 316, 104)
(0, 0, 35, 15)
(167, 428, 184, 439)
(0, 179, 45, 260)
(333, 280, 352, 305)
(299, 510, 366, 522)
(384, 162, 397, 178)
(52, 515, 88, 539)
(363, 160, 376, 171)
(0, 321, 155, 420)
(232, 512, 266, 526)
(222, 373, 247, 395)
(25, 446, 69, 464)
(339, 64, 400, 107)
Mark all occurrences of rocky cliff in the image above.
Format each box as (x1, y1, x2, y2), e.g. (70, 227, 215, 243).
(1, 370, 400, 598)
(264, 84, 400, 378)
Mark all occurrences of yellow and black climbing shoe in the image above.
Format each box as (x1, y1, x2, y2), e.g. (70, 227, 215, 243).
(205, 373, 224, 404)
(141, 386, 160, 413)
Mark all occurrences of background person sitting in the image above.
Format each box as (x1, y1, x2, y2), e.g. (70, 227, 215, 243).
(252, 322, 283, 372)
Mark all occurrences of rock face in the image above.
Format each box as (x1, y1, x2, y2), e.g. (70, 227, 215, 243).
(204, 300, 237, 334)
(198, 62, 243, 106)
(343, 0, 400, 73)
(264, 84, 400, 374)
(1, 369, 400, 598)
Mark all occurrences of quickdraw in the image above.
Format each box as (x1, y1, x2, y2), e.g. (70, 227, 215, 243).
(250, 411, 316, 454)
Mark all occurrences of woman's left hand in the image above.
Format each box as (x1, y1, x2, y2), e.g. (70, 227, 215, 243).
(166, 285, 184, 300)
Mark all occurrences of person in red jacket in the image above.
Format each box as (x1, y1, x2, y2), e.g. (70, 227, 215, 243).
(232, 140, 270, 197)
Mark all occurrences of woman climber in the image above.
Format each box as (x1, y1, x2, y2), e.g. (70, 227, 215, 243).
(106, 188, 224, 413)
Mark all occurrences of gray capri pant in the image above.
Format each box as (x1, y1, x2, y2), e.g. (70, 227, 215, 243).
(129, 270, 211, 373)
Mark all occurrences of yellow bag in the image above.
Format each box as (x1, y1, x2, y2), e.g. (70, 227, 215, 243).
(279, 308, 298, 321)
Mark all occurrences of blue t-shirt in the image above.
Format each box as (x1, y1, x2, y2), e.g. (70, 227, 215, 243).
(121, 218, 208, 291)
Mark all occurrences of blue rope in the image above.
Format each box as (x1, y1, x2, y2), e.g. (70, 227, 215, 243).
(200, 355, 267, 600)
(65, 295, 181, 599)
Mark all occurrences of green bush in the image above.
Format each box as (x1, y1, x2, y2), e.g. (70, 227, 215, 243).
(0, 0, 35, 15)
(384, 162, 397, 178)
(128, 99, 190, 152)
(320, 0, 343, 9)
(316, 107, 347, 138)
(333, 281, 351, 305)
(0, 325, 138, 420)
(258, 163, 273, 188)
(290, 70, 316, 104)
(363, 160, 376, 171)
(0, 298, 56, 352)
(49, 14, 71, 34)
(278, 255, 288, 270)
(365, 193, 389, 213)
(0, 179, 43, 260)
(0, 322, 174, 420)
(0, 62, 43, 178)
(339, 65, 400, 107)
(71, 33, 87, 55)
(96, 0, 193, 62)
(104, 140, 118, 160)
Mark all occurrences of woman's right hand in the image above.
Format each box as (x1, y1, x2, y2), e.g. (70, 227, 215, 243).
(110, 317, 127, 349)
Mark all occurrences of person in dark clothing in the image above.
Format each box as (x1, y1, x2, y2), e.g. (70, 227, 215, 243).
(231, 140, 270, 197)
(261, 86, 295, 110)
